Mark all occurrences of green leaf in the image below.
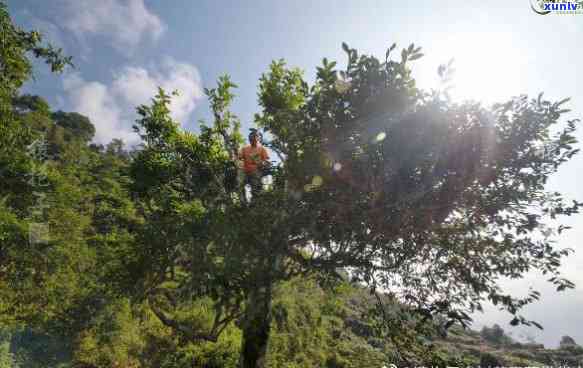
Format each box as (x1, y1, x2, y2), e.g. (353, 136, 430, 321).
(530, 321, 544, 330)
(556, 97, 571, 107)
(409, 53, 424, 61)
(342, 42, 350, 54)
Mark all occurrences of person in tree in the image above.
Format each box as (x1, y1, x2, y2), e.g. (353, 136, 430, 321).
(238, 129, 270, 197)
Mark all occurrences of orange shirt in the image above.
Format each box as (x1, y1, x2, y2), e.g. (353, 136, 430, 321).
(239, 145, 269, 174)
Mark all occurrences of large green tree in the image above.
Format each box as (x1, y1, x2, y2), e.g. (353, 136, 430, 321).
(127, 42, 580, 367)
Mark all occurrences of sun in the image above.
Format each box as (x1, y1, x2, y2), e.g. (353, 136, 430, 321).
(435, 32, 526, 105)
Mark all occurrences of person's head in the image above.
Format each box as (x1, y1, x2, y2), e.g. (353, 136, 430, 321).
(248, 131, 260, 146)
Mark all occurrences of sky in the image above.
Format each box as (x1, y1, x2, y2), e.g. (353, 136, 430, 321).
(7, 0, 582, 347)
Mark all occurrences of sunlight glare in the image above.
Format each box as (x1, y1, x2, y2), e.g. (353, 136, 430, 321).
(435, 32, 526, 105)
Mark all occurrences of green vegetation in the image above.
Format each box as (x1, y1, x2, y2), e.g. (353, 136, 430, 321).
(1, 1, 581, 367)
(480, 324, 513, 346)
(2, 278, 582, 367)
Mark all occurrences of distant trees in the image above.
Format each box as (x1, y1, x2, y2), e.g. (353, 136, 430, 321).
(51, 111, 96, 143)
(559, 335, 583, 355)
(12, 94, 50, 115)
(480, 324, 514, 346)
(560, 335, 577, 347)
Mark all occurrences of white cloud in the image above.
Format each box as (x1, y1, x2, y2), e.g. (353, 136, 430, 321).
(54, 0, 165, 55)
(112, 58, 203, 123)
(62, 73, 130, 144)
(61, 59, 203, 145)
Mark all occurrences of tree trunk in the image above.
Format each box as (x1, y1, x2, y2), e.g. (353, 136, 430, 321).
(239, 281, 273, 368)
(239, 246, 283, 368)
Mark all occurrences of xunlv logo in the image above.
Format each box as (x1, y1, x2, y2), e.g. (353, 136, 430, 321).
(530, 0, 583, 14)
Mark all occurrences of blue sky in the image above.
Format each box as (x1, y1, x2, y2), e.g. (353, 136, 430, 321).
(7, 0, 583, 347)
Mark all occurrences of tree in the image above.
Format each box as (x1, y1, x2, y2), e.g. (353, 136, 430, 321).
(0, 0, 71, 203)
(12, 94, 51, 116)
(51, 111, 96, 143)
(558, 335, 583, 357)
(480, 324, 513, 346)
(127, 41, 580, 367)
(560, 335, 577, 348)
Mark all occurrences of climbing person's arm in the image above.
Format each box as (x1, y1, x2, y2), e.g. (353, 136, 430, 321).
(237, 147, 246, 169)
(261, 147, 269, 162)
(260, 147, 270, 171)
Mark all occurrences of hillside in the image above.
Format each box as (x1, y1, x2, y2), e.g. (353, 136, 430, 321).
(437, 326, 583, 368)
(2, 277, 581, 368)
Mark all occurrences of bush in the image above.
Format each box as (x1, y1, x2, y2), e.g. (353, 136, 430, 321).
(480, 352, 502, 367)
(480, 325, 513, 346)
(561, 344, 583, 355)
